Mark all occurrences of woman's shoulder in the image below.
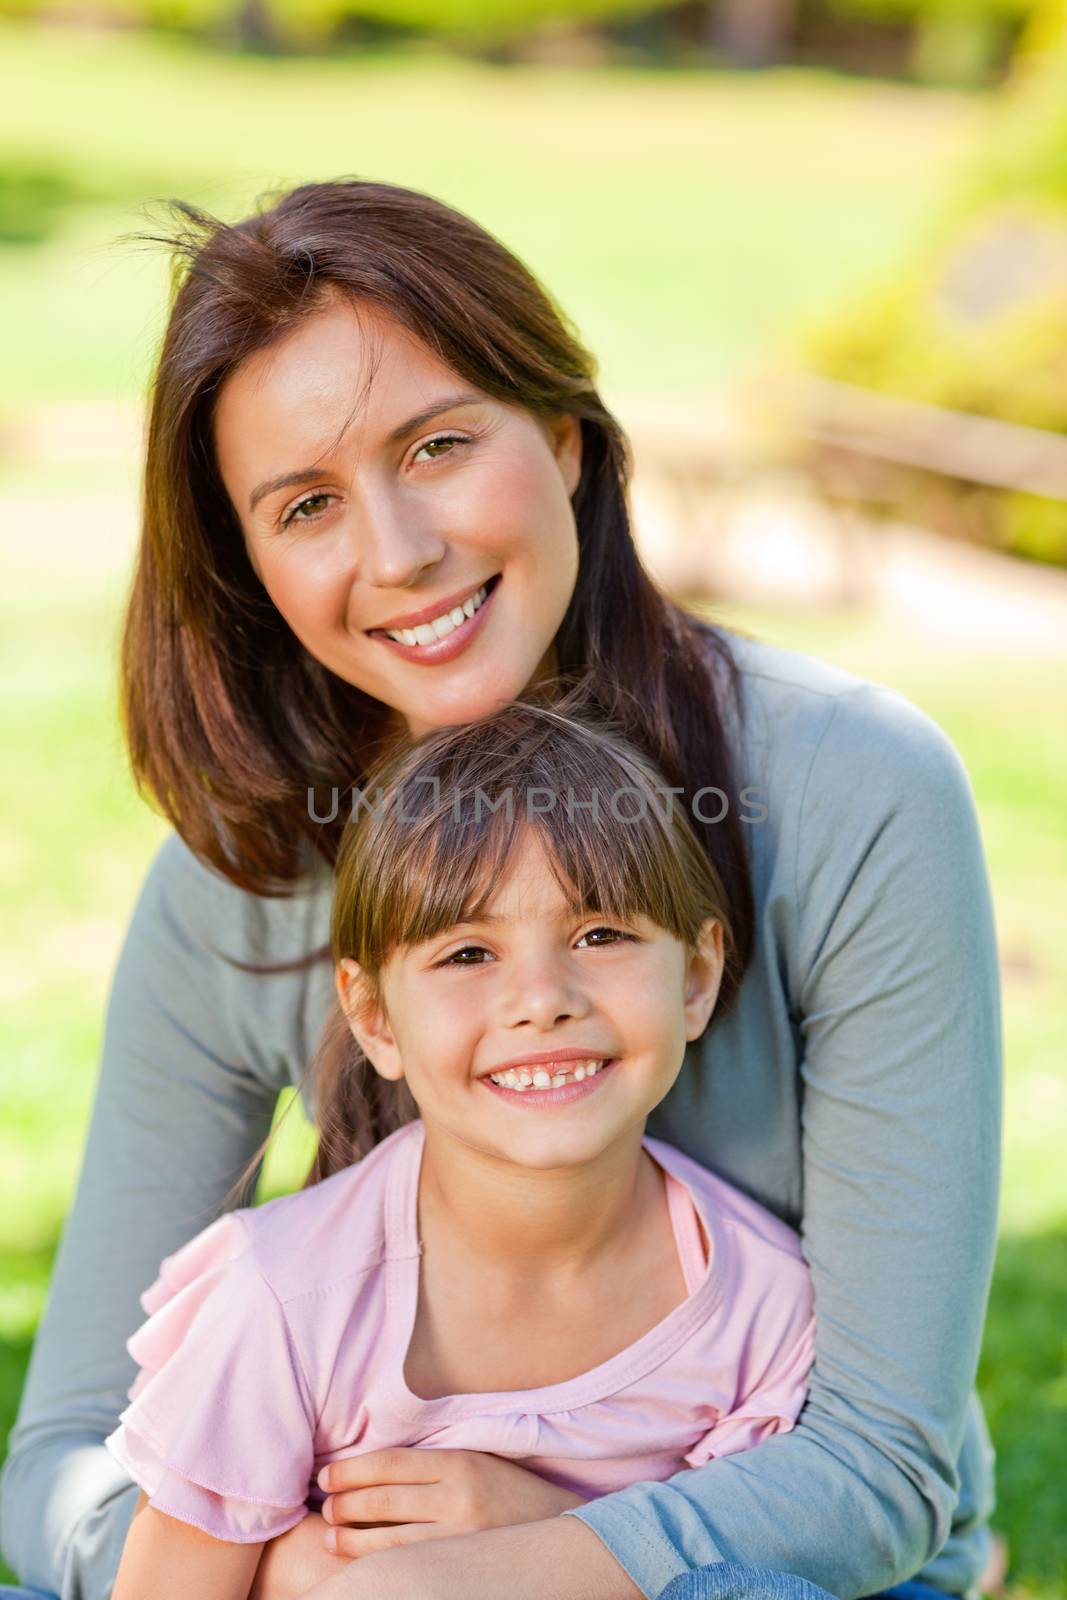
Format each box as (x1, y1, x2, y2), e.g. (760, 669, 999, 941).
(125, 829, 335, 1092)
(143, 828, 333, 943)
(714, 625, 976, 821)
(723, 627, 972, 790)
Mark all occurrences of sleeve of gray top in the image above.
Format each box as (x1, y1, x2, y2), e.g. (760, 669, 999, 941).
(0, 834, 289, 1599)
(562, 684, 1003, 1600)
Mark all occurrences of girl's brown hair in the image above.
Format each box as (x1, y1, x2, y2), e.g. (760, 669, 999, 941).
(119, 176, 754, 1002)
(225, 690, 734, 1208)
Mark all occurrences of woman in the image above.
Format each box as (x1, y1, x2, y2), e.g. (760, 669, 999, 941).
(0, 178, 1001, 1600)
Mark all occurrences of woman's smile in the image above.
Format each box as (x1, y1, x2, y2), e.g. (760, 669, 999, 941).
(367, 574, 501, 666)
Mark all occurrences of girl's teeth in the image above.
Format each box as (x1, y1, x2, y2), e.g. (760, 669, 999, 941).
(486, 1059, 607, 1090)
(385, 584, 489, 647)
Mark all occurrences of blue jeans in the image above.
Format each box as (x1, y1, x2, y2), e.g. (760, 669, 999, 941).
(655, 1568, 960, 1599)
(0, 1575, 961, 1600)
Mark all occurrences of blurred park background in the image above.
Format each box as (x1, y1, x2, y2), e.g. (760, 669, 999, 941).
(1, 0, 1066, 1592)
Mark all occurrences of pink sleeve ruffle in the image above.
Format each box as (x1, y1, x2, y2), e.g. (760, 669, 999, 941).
(683, 1313, 816, 1468)
(104, 1212, 317, 1543)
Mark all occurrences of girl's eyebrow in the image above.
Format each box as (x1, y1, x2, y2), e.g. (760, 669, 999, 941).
(247, 392, 485, 513)
(445, 905, 599, 932)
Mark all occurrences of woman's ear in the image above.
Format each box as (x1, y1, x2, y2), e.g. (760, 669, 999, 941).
(545, 412, 583, 499)
(683, 918, 725, 1041)
(335, 958, 405, 1081)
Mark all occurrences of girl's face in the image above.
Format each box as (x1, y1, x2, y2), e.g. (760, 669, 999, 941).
(214, 293, 583, 736)
(337, 830, 724, 1172)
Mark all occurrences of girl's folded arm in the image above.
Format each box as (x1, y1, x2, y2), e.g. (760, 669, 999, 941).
(112, 1490, 265, 1600)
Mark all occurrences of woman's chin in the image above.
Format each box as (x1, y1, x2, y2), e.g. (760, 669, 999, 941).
(397, 669, 546, 736)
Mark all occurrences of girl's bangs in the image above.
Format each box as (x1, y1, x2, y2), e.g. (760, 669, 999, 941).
(367, 778, 696, 965)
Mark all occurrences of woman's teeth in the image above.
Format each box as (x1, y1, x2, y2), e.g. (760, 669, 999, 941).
(486, 1059, 608, 1091)
(385, 584, 489, 647)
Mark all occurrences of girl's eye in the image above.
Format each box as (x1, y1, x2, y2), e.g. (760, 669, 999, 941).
(439, 944, 494, 967)
(576, 926, 633, 948)
(281, 491, 334, 530)
(412, 432, 470, 466)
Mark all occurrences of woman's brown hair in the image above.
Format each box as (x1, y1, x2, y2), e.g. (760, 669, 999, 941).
(224, 690, 735, 1208)
(120, 176, 753, 1006)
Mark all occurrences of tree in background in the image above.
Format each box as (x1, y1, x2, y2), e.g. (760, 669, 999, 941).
(707, 0, 799, 66)
(825, 0, 1035, 84)
(801, 0, 1067, 564)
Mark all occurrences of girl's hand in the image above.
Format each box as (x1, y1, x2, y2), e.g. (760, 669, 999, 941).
(317, 1447, 587, 1558)
(247, 1511, 350, 1600)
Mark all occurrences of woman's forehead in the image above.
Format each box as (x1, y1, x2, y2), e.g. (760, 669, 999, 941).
(212, 297, 475, 496)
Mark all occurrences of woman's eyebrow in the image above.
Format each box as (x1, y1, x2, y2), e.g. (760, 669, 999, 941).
(247, 392, 486, 513)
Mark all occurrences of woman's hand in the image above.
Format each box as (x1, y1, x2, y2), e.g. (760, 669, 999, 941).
(247, 1512, 351, 1600)
(316, 1447, 587, 1558)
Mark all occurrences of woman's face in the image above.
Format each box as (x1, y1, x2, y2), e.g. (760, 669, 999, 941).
(214, 293, 583, 735)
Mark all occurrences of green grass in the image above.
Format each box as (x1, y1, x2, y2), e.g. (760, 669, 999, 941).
(0, 22, 989, 405)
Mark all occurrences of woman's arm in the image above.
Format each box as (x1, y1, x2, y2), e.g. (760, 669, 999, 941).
(552, 686, 1003, 1599)
(298, 1516, 643, 1600)
(0, 833, 328, 1599)
(293, 684, 1002, 1600)
(111, 1490, 264, 1600)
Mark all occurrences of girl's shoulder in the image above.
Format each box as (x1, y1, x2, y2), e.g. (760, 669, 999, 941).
(643, 1134, 815, 1366)
(235, 1120, 420, 1304)
(644, 1133, 805, 1267)
(134, 1120, 418, 1336)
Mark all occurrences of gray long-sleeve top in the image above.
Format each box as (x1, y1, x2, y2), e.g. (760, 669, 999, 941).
(0, 630, 1002, 1600)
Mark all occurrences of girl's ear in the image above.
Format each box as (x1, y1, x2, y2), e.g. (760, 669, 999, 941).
(335, 958, 405, 1082)
(683, 918, 725, 1041)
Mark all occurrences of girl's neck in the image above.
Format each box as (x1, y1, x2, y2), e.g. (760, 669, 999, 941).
(416, 1122, 660, 1289)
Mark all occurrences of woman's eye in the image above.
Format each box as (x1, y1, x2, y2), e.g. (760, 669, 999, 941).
(577, 926, 631, 948)
(412, 432, 469, 466)
(281, 492, 334, 529)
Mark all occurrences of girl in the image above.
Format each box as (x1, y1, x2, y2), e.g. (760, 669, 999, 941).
(104, 698, 816, 1600)
(1, 179, 1000, 1600)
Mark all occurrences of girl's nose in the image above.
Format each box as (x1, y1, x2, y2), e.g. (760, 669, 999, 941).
(347, 486, 447, 590)
(504, 958, 591, 1032)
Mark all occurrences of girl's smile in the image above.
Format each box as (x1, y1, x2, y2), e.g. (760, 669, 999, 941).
(213, 293, 583, 735)
(480, 1056, 618, 1107)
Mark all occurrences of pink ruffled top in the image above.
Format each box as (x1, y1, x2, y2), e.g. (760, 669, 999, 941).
(104, 1120, 815, 1543)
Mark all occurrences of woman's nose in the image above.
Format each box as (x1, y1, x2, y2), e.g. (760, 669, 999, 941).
(347, 486, 447, 590)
